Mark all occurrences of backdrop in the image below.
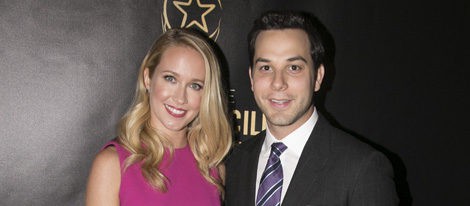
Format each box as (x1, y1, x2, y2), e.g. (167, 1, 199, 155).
(1, 0, 468, 205)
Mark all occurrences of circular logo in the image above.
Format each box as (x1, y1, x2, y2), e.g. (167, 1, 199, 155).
(162, 0, 222, 41)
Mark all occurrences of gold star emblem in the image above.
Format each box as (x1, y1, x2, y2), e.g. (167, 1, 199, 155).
(173, 0, 215, 33)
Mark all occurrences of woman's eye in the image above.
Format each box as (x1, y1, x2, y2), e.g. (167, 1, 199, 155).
(190, 83, 203, 91)
(164, 75, 175, 82)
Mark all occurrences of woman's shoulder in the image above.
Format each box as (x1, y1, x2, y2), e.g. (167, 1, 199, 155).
(96, 146, 119, 164)
(90, 139, 126, 179)
(92, 144, 121, 177)
(101, 139, 131, 162)
(86, 141, 121, 205)
(101, 139, 121, 152)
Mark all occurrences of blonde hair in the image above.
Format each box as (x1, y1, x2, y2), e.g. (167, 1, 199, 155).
(117, 28, 232, 194)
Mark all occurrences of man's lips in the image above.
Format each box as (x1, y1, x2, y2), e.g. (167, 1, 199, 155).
(269, 98, 291, 108)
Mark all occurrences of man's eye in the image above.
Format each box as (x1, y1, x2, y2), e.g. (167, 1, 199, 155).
(190, 83, 203, 91)
(289, 65, 301, 71)
(259, 65, 270, 71)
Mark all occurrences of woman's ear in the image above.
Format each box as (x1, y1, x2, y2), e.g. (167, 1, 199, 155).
(143, 67, 150, 90)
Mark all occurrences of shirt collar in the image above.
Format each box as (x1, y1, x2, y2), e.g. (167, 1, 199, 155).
(264, 108, 319, 157)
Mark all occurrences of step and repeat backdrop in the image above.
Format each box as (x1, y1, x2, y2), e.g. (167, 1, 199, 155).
(1, 0, 468, 205)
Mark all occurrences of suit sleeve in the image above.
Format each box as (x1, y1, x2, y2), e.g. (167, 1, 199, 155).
(350, 151, 399, 206)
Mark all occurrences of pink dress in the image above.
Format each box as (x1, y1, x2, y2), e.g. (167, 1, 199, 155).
(103, 141, 220, 206)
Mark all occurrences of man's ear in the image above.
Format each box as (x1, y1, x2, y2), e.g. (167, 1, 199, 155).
(249, 67, 254, 92)
(143, 67, 150, 90)
(314, 64, 325, 92)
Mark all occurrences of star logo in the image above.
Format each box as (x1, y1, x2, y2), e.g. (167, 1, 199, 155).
(162, 0, 222, 40)
(173, 0, 215, 33)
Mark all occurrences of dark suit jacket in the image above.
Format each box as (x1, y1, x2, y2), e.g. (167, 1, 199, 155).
(225, 116, 398, 206)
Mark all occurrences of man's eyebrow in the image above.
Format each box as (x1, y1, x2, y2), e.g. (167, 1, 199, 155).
(254, 57, 270, 64)
(254, 56, 307, 64)
(287, 56, 308, 63)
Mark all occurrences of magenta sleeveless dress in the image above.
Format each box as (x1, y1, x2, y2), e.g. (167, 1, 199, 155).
(103, 141, 220, 206)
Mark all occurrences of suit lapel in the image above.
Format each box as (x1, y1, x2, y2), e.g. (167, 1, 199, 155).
(282, 116, 331, 205)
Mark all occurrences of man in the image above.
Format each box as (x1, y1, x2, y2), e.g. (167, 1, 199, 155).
(225, 10, 398, 206)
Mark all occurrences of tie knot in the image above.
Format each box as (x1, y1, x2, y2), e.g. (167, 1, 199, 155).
(271, 142, 287, 157)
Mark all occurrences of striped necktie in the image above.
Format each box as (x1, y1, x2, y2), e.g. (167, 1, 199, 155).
(256, 142, 287, 206)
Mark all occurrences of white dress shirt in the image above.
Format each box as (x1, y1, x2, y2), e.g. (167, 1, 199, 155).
(255, 109, 319, 204)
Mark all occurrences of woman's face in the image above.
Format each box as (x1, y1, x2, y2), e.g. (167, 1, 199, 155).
(144, 45, 206, 138)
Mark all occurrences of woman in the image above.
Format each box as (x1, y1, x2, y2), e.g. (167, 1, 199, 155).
(86, 28, 232, 206)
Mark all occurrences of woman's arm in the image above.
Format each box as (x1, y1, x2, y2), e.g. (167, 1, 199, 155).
(86, 147, 121, 206)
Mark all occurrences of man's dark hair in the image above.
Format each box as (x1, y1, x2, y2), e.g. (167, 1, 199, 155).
(248, 10, 326, 70)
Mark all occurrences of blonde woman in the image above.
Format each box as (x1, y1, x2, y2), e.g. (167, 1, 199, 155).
(86, 28, 232, 206)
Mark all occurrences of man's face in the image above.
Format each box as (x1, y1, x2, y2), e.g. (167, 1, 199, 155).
(250, 29, 324, 138)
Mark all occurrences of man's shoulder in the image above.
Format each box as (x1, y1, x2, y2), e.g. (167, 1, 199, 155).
(331, 126, 374, 152)
(299, 118, 398, 205)
(313, 119, 394, 182)
(233, 131, 265, 151)
(226, 132, 264, 164)
(316, 118, 384, 160)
